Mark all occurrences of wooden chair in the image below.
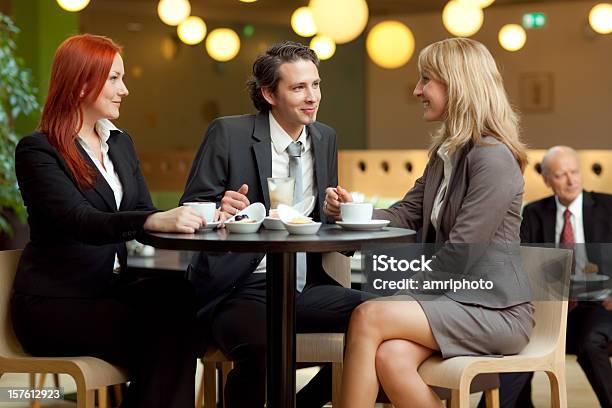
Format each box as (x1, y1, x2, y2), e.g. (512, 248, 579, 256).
(0, 249, 129, 408)
(196, 252, 350, 408)
(418, 246, 573, 408)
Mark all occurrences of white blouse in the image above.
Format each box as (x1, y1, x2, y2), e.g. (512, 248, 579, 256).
(77, 119, 123, 271)
(430, 141, 453, 230)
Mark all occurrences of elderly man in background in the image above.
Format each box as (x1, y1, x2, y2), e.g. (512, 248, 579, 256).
(481, 146, 612, 408)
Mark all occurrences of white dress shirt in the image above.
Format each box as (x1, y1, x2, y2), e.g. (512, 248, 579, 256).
(268, 112, 316, 199)
(77, 119, 123, 271)
(431, 141, 453, 229)
(254, 113, 314, 291)
(555, 192, 587, 274)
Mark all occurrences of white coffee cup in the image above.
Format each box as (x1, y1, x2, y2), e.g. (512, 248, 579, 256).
(340, 202, 373, 223)
(184, 202, 216, 223)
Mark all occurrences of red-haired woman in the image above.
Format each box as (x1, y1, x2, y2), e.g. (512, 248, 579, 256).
(11, 34, 204, 407)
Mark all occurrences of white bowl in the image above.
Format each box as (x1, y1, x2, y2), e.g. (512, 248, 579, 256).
(277, 204, 303, 223)
(225, 202, 265, 233)
(283, 221, 322, 235)
(225, 219, 263, 234)
(263, 216, 286, 230)
(293, 195, 316, 216)
(229, 202, 266, 222)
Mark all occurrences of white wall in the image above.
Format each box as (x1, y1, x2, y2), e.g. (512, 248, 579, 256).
(366, 0, 612, 149)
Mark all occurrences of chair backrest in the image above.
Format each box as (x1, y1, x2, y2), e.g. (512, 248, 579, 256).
(519, 246, 572, 358)
(322, 252, 351, 288)
(0, 249, 26, 358)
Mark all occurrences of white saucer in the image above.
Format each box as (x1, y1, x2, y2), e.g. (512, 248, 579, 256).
(576, 288, 612, 301)
(337, 220, 390, 231)
(199, 221, 221, 231)
(570, 274, 610, 282)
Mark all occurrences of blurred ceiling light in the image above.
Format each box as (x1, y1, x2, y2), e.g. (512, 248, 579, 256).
(310, 35, 336, 60)
(161, 36, 179, 60)
(442, 0, 484, 37)
(206, 28, 241, 62)
(291, 7, 317, 37)
(309, 0, 369, 44)
(56, 0, 90, 12)
(157, 0, 191, 26)
(457, 0, 495, 9)
(498, 24, 526, 51)
(589, 3, 612, 34)
(131, 65, 144, 79)
(239, 0, 258, 2)
(177, 16, 207, 45)
(366, 21, 415, 69)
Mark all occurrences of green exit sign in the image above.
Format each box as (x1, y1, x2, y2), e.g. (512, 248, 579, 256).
(523, 12, 547, 28)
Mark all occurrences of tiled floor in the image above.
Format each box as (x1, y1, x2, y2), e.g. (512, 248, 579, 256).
(0, 356, 602, 407)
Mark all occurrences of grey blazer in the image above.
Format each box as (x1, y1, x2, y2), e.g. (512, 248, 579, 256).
(374, 136, 531, 308)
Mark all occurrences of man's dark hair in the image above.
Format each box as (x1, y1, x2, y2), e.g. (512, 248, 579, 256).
(247, 41, 319, 112)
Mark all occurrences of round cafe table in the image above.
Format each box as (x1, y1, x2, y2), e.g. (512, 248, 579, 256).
(140, 224, 415, 408)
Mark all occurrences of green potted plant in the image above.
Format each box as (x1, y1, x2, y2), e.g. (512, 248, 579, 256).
(0, 12, 39, 240)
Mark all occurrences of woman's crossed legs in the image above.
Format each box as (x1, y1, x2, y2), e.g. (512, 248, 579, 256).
(339, 297, 443, 408)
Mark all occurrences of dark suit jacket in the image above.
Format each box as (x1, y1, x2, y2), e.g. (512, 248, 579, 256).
(521, 191, 612, 276)
(13, 131, 157, 298)
(373, 136, 531, 308)
(180, 113, 339, 321)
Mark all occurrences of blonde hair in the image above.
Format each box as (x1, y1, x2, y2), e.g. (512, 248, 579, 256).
(418, 38, 527, 172)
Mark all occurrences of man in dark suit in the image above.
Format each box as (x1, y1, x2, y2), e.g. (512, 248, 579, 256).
(480, 146, 612, 408)
(180, 41, 369, 408)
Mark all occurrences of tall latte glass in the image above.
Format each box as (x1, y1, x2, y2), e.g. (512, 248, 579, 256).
(267, 177, 295, 209)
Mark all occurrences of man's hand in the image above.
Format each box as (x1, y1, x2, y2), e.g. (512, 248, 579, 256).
(602, 298, 612, 311)
(324, 185, 352, 220)
(220, 184, 250, 215)
(214, 209, 230, 228)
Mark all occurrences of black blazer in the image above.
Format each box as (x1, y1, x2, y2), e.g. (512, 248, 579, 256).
(521, 191, 612, 275)
(180, 113, 339, 320)
(14, 131, 157, 298)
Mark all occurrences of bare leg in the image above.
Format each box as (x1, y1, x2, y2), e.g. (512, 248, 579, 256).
(338, 298, 439, 408)
(376, 339, 443, 408)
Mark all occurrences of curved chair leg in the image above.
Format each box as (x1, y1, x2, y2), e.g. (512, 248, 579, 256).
(112, 384, 124, 407)
(97, 387, 108, 408)
(450, 383, 471, 408)
(31, 373, 46, 408)
(203, 362, 216, 408)
(546, 369, 567, 408)
(331, 363, 343, 407)
(484, 388, 500, 408)
(76, 389, 95, 408)
(196, 371, 205, 408)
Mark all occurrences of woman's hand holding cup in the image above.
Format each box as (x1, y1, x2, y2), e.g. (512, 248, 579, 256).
(144, 206, 204, 233)
(324, 185, 352, 220)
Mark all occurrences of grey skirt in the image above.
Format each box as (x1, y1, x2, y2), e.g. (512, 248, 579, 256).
(392, 294, 535, 359)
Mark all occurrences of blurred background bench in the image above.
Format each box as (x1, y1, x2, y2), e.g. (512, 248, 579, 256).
(139, 149, 612, 210)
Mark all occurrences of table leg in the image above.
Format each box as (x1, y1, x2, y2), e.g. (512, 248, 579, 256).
(266, 252, 296, 408)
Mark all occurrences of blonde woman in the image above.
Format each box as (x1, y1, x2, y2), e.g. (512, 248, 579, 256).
(324, 38, 533, 408)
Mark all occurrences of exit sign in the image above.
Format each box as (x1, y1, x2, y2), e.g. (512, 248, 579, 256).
(523, 12, 547, 28)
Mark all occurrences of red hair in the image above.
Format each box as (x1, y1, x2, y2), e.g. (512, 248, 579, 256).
(39, 34, 122, 190)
